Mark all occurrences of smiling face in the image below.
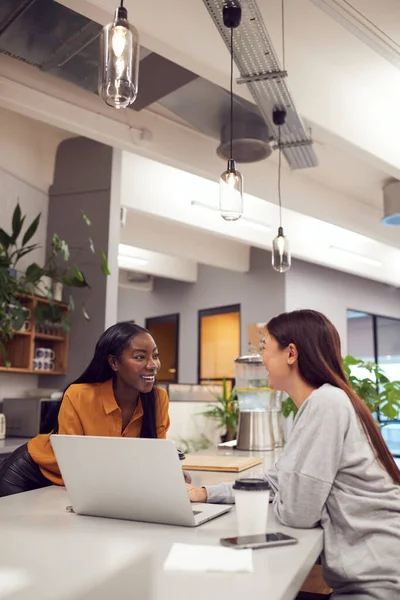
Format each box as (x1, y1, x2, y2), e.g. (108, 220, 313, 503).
(109, 332, 161, 394)
(262, 331, 298, 392)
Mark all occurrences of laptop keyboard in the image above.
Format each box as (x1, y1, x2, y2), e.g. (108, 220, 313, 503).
(192, 510, 202, 516)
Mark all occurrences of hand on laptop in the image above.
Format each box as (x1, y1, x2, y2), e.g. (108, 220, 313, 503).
(183, 470, 192, 484)
(186, 483, 207, 503)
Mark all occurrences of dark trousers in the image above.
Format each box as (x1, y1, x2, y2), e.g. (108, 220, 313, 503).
(0, 443, 52, 497)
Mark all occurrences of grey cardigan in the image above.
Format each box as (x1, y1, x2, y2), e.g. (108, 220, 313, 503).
(205, 384, 400, 596)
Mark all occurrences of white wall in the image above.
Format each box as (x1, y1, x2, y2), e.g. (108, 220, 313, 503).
(118, 247, 286, 383)
(0, 106, 70, 193)
(0, 108, 70, 400)
(285, 260, 400, 353)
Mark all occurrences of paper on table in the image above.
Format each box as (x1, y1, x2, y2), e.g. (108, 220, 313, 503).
(0, 568, 31, 599)
(163, 543, 253, 573)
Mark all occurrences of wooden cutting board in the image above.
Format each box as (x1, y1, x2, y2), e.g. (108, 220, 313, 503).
(182, 454, 263, 472)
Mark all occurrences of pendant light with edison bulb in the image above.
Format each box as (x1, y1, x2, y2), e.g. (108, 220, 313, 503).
(99, 0, 140, 109)
(219, 5, 243, 222)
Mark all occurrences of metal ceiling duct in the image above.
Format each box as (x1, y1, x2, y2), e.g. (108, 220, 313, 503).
(382, 181, 400, 226)
(202, 0, 318, 170)
(217, 113, 272, 162)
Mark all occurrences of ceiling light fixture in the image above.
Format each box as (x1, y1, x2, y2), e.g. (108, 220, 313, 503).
(191, 200, 271, 231)
(118, 255, 149, 267)
(219, 4, 244, 222)
(99, 0, 140, 109)
(309, 0, 400, 70)
(118, 244, 149, 263)
(329, 246, 382, 268)
(203, 0, 318, 169)
(272, 2, 291, 274)
(271, 110, 291, 273)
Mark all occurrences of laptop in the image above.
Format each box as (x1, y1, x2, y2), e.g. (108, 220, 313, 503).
(50, 435, 232, 527)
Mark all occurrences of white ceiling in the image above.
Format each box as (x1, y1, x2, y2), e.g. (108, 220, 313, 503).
(1, 0, 399, 285)
(340, 0, 400, 42)
(60, 0, 400, 176)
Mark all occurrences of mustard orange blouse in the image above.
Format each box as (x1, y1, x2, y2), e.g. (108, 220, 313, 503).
(27, 380, 170, 485)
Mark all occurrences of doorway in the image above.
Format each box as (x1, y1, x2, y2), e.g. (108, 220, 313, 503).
(198, 304, 240, 387)
(145, 314, 179, 383)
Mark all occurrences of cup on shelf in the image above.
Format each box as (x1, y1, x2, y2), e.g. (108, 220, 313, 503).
(33, 358, 44, 371)
(233, 478, 271, 536)
(19, 319, 32, 332)
(35, 347, 55, 360)
(33, 358, 55, 371)
(43, 360, 55, 371)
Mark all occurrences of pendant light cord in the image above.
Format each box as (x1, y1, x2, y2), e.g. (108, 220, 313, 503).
(281, 0, 285, 71)
(230, 25, 234, 161)
(278, 125, 282, 229)
(278, 0, 285, 230)
(120, 0, 124, 6)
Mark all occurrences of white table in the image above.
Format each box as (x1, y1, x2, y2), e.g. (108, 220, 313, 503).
(0, 449, 323, 600)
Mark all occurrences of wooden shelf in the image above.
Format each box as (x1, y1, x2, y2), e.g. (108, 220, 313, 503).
(35, 333, 65, 341)
(0, 367, 31, 374)
(31, 370, 66, 375)
(1, 295, 70, 376)
(0, 367, 66, 375)
(16, 293, 67, 309)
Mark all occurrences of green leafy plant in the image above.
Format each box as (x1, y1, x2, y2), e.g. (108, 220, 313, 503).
(202, 378, 239, 441)
(0, 203, 42, 360)
(0, 203, 110, 358)
(343, 355, 400, 420)
(281, 355, 400, 422)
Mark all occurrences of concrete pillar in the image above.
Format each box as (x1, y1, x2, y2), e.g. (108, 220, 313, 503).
(39, 137, 120, 387)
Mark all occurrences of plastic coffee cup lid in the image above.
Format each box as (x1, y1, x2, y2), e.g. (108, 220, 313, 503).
(233, 478, 271, 491)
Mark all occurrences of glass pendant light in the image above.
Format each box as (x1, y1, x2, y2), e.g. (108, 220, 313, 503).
(99, 0, 140, 109)
(219, 6, 243, 221)
(272, 1, 291, 273)
(272, 115, 291, 273)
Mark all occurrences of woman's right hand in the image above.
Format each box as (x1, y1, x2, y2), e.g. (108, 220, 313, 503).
(186, 483, 208, 503)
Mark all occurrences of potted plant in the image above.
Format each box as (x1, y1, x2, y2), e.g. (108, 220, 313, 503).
(0, 203, 42, 358)
(0, 202, 110, 358)
(202, 378, 239, 442)
(281, 355, 400, 422)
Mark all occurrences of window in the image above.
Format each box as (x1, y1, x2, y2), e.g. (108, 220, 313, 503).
(347, 310, 400, 456)
(145, 314, 179, 383)
(347, 310, 400, 381)
(198, 304, 240, 386)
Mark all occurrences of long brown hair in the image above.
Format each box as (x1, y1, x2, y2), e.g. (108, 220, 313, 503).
(267, 309, 400, 485)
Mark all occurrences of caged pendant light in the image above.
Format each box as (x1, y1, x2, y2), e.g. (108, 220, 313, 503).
(99, 0, 140, 109)
(219, 4, 244, 221)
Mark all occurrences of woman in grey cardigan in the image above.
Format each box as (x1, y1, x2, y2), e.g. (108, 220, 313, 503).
(188, 310, 400, 600)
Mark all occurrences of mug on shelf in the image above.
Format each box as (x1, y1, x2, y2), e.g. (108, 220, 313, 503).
(43, 360, 55, 371)
(20, 319, 32, 332)
(33, 358, 55, 371)
(35, 348, 55, 360)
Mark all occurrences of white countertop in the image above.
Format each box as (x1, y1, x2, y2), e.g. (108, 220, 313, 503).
(0, 448, 323, 600)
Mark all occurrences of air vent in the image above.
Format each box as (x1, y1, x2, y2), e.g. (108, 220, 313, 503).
(118, 270, 154, 291)
(217, 113, 272, 163)
(382, 181, 400, 226)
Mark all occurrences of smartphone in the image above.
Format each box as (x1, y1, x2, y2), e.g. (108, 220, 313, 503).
(220, 532, 298, 550)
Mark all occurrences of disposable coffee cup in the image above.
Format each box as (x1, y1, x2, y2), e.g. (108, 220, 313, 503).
(233, 478, 271, 536)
